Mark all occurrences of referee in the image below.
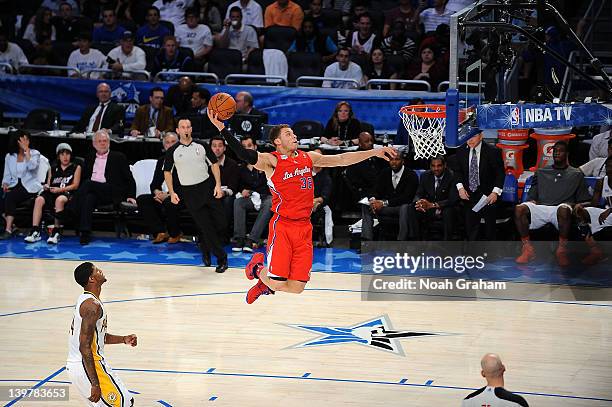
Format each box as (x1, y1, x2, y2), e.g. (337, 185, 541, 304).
(164, 117, 228, 273)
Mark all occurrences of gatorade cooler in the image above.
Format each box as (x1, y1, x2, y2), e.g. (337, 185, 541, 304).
(497, 129, 529, 177)
(529, 128, 575, 170)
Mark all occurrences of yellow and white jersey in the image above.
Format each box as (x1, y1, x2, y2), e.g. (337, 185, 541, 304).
(67, 291, 107, 364)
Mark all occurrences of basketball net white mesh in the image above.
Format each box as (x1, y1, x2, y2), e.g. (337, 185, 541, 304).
(400, 106, 447, 159)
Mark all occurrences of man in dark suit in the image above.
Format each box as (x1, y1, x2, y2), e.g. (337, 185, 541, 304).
(361, 152, 419, 241)
(210, 135, 240, 237)
(345, 132, 388, 200)
(165, 76, 195, 115)
(232, 91, 269, 122)
(452, 130, 505, 241)
(312, 150, 334, 247)
(72, 82, 126, 135)
(76, 129, 136, 245)
(136, 131, 185, 244)
(409, 155, 459, 240)
(130, 87, 175, 138)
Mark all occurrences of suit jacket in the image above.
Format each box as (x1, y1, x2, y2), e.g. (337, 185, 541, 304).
(314, 168, 332, 206)
(219, 156, 240, 195)
(248, 107, 269, 123)
(452, 141, 505, 196)
(150, 155, 181, 195)
(82, 150, 136, 204)
(375, 165, 419, 207)
(414, 168, 458, 208)
(72, 102, 126, 135)
(130, 104, 175, 136)
(345, 151, 388, 198)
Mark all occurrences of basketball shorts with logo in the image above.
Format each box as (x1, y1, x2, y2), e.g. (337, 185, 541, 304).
(266, 215, 313, 282)
(586, 207, 612, 235)
(67, 360, 132, 407)
(521, 202, 572, 230)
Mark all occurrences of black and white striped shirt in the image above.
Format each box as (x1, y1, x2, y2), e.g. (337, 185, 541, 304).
(163, 139, 217, 186)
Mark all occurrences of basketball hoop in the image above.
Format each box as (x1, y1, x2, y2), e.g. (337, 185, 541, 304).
(399, 104, 447, 159)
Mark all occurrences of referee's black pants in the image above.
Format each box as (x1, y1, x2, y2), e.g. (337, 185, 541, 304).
(181, 180, 227, 263)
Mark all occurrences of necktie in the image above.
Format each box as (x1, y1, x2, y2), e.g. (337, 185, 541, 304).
(434, 177, 440, 194)
(469, 148, 479, 192)
(92, 103, 105, 132)
(392, 173, 399, 189)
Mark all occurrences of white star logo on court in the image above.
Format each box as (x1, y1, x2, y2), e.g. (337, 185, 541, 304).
(282, 315, 444, 356)
(46, 251, 85, 260)
(105, 251, 145, 260)
(160, 251, 198, 260)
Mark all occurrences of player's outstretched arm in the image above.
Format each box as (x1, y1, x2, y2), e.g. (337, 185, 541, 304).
(105, 333, 138, 346)
(79, 299, 102, 402)
(308, 147, 397, 168)
(207, 109, 273, 172)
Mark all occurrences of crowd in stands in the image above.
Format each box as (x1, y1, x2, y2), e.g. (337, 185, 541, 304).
(0, 0, 482, 90)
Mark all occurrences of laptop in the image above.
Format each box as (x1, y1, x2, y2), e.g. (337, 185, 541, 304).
(230, 114, 265, 140)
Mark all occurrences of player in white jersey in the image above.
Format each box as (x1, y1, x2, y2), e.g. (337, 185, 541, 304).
(462, 354, 529, 407)
(67, 262, 137, 406)
(575, 157, 612, 264)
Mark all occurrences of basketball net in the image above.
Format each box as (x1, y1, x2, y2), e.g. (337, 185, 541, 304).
(399, 105, 447, 159)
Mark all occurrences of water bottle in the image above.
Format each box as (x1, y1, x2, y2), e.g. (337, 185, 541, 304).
(53, 116, 59, 131)
(382, 131, 389, 147)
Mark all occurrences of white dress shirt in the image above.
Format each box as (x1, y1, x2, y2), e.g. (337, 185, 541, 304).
(86, 101, 111, 133)
(392, 166, 404, 189)
(456, 142, 503, 195)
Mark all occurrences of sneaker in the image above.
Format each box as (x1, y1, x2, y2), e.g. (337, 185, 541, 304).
(24, 230, 42, 243)
(47, 232, 60, 245)
(215, 257, 228, 273)
(246, 279, 274, 304)
(555, 246, 570, 267)
(515, 243, 536, 264)
(582, 247, 605, 265)
(245, 252, 265, 280)
(232, 238, 245, 252)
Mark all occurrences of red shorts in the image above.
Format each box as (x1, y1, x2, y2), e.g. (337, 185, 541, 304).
(266, 214, 313, 282)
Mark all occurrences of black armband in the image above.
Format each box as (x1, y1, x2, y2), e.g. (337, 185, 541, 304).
(220, 128, 258, 165)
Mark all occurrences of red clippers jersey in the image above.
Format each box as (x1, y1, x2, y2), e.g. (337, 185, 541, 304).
(268, 150, 314, 220)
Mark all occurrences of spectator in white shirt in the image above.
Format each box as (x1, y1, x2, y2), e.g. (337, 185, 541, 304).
(175, 8, 213, 61)
(589, 128, 611, 160)
(23, 7, 57, 46)
(322, 47, 365, 89)
(419, 0, 454, 33)
(107, 31, 147, 75)
(215, 6, 259, 61)
(581, 139, 612, 177)
(67, 32, 106, 78)
(224, 0, 263, 29)
(152, 0, 194, 29)
(0, 31, 29, 70)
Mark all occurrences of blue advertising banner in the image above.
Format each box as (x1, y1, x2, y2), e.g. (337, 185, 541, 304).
(477, 102, 612, 129)
(0, 75, 446, 132)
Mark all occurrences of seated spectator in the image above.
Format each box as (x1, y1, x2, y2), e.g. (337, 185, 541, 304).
(215, 6, 259, 62)
(233, 90, 268, 120)
(67, 32, 107, 78)
(288, 16, 337, 65)
(304, 0, 324, 31)
(72, 82, 126, 135)
(380, 19, 417, 65)
(322, 101, 361, 146)
(42, 0, 78, 16)
(311, 148, 333, 247)
(418, 0, 454, 34)
(51, 2, 79, 42)
(408, 155, 458, 240)
(93, 8, 126, 44)
(137, 6, 171, 49)
(575, 157, 612, 265)
(23, 7, 56, 46)
(515, 141, 590, 266)
(130, 87, 175, 138)
(589, 128, 611, 160)
(345, 132, 388, 200)
(24, 142, 81, 244)
(364, 47, 398, 90)
(136, 131, 185, 244)
(224, 0, 263, 30)
(580, 139, 612, 177)
(361, 152, 418, 241)
(175, 8, 213, 62)
(264, 0, 304, 31)
(152, 0, 193, 29)
(165, 76, 195, 115)
(210, 135, 240, 232)
(0, 130, 42, 240)
(189, 86, 211, 115)
(195, 0, 223, 33)
(383, 0, 420, 38)
(346, 12, 379, 56)
(30, 35, 63, 72)
(0, 30, 29, 70)
(322, 47, 365, 89)
(106, 31, 147, 75)
(75, 129, 136, 245)
(115, 0, 150, 27)
(402, 45, 446, 90)
(462, 354, 529, 407)
(232, 135, 272, 252)
(152, 35, 195, 77)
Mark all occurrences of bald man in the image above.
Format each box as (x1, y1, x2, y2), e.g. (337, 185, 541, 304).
(462, 353, 529, 406)
(72, 83, 126, 135)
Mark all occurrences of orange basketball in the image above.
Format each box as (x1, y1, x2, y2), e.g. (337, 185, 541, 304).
(208, 92, 236, 121)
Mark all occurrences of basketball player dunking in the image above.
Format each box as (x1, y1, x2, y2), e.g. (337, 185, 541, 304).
(67, 262, 137, 406)
(208, 111, 397, 303)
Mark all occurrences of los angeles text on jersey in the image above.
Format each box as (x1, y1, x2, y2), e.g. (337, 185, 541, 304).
(372, 278, 507, 291)
(282, 166, 312, 181)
